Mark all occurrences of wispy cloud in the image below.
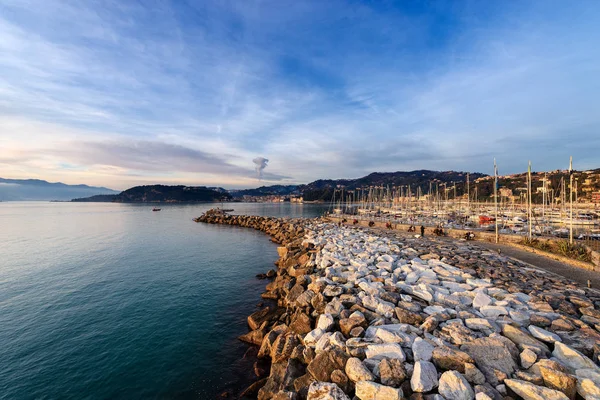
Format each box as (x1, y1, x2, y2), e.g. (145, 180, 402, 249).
(1, 0, 599, 188)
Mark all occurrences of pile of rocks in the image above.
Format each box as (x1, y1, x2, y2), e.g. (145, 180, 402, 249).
(199, 215, 600, 400)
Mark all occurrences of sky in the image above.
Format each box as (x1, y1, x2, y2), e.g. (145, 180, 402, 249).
(1, 0, 599, 190)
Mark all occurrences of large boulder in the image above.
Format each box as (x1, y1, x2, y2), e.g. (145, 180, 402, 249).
(438, 370, 475, 400)
(249, 307, 277, 330)
(410, 361, 439, 393)
(432, 346, 475, 373)
(258, 359, 305, 400)
(501, 325, 549, 354)
(539, 366, 577, 400)
(504, 379, 569, 400)
(307, 348, 350, 382)
(395, 307, 424, 325)
(317, 313, 335, 332)
(345, 357, 375, 382)
(355, 381, 404, 400)
(552, 342, 600, 372)
(364, 343, 405, 361)
(576, 369, 600, 400)
(412, 337, 434, 362)
(379, 357, 407, 387)
(290, 312, 312, 335)
(307, 382, 350, 400)
(461, 337, 517, 386)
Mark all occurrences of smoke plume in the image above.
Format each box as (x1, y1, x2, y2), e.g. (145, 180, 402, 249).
(252, 157, 269, 180)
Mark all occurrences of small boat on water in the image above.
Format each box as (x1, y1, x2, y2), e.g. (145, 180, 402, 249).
(152, 208, 161, 211)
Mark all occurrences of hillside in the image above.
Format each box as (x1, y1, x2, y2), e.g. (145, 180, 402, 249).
(0, 178, 118, 201)
(72, 185, 230, 203)
(300, 170, 487, 201)
(230, 185, 300, 198)
(230, 170, 487, 201)
(231, 168, 600, 202)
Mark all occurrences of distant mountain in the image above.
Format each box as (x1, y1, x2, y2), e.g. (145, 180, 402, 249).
(72, 185, 230, 203)
(0, 178, 119, 201)
(230, 185, 300, 198)
(229, 170, 486, 201)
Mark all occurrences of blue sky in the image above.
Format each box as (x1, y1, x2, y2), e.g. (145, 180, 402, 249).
(1, 0, 599, 189)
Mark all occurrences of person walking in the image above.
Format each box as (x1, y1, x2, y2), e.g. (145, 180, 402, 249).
(420, 225, 425, 237)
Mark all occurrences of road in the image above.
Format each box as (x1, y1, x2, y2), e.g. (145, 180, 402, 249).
(473, 240, 600, 289)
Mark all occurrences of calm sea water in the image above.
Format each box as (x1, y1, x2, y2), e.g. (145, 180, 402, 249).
(0, 202, 327, 399)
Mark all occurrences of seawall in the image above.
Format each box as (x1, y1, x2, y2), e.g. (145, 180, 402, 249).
(196, 212, 600, 400)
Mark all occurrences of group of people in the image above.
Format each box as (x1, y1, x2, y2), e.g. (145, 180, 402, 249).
(433, 226, 445, 236)
(337, 218, 476, 241)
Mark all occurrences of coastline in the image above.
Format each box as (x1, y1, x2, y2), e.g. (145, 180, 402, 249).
(197, 212, 600, 400)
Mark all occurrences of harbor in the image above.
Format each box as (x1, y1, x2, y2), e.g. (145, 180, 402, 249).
(326, 169, 600, 253)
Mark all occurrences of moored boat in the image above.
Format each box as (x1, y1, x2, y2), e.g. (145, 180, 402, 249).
(479, 215, 496, 223)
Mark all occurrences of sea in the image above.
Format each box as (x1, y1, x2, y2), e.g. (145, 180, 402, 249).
(0, 202, 328, 399)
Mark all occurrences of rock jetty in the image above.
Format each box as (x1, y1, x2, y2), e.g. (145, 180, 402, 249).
(196, 212, 600, 400)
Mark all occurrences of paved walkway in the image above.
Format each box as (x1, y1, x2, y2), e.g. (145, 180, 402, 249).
(473, 240, 600, 289)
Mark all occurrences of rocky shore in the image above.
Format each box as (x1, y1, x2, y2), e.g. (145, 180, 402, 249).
(197, 213, 600, 400)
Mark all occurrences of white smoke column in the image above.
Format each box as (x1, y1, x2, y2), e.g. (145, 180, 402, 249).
(252, 157, 269, 180)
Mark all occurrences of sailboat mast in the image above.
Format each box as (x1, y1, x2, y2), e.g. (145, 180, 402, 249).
(569, 156, 573, 244)
(467, 173, 470, 217)
(528, 161, 532, 240)
(494, 159, 499, 244)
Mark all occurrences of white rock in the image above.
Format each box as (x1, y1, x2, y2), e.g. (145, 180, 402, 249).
(355, 381, 403, 400)
(504, 379, 569, 400)
(527, 325, 561, 343)
(467, 278, 493, 287)
(304, 328, 326, 346)
(473, 292, 493, 308)
(308, 381, 351, 400)
(376, 261, 393, 271)
(345, 357, 375, 382)
(362, 296, 396, 318)
(438, 370, 475, 400)
(411, 361, 439, 393)
(553, 342, 600, 372)
(480, 305, 509, 319)
(412, 288, 433, 302)
(475, 393, 493, 400)
(365, 343, 406, 361)
(412, 337, 434, 361)
(317, 313, 335, 331)
(424, 305, 446, 315)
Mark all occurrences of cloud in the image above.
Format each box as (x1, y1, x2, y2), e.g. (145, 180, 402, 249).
(1, 0, 600, 188)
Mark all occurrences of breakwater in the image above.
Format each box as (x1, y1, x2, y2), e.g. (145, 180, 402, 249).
(197, 212, 600, 400)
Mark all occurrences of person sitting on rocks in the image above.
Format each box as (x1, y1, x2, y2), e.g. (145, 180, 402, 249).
(353, 219, 359, 225)
(368, 221, 375, 227)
